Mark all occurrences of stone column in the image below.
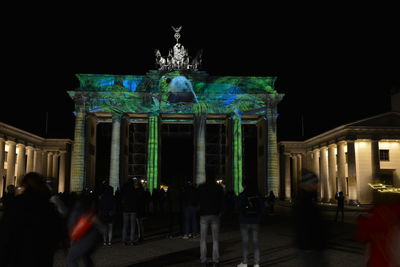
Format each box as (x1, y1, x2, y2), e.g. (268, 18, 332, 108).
(320, 146, 329, 202)
(15, 143, 26, 186)
(25, 146, 34, 173)
(52, 152, 59, 179)
(6, 140, 16, 187)
(109, 114, 122, 192)
(371, 139, 380, 183)
(42, 151, 48, 177)
(291, 155, 298, 196)
(346, 140, 357, 201)
(298, 154, 303, 193)
(337, 141, 347, 195)
(297, 154, 302, 179)
(86, 114, 97, 190)
(70, 105, 86, 192)
(58, 151, 67, 193)
(306, 151, 313, 170)
(47, 152, 53, 178)
(33, 148, 43, 174)
(0, 138, 5, 197)
(312, 149, 321, 199)
(257, 119, 267, 197)
(328, 143, 337, 201)
(195, 114, 207, 186)
(266, 107, 280, 196)
(284, 153, 291, 200)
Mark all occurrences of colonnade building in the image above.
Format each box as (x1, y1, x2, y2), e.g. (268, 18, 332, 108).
(279, 112, 400, 204)
(0, 122, 72, 197)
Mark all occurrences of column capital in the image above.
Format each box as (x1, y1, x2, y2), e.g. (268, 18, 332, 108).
(59, 150, 67, 155)
(328, 143, 337, 148)
(112, 113, 124, 121)
(25, 146, 34, 150)
(337, 140, 347, 146)
(320, 146, 328, 151)
(312, 148, 320, 153)
(6, 140, 16, 145)
(16, 143, 26, 148)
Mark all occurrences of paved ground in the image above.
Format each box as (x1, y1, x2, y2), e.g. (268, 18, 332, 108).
(53, 202, 368, 267)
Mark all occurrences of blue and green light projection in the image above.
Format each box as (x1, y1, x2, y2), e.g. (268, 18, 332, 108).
(70, 71, 277, 115)
(70, 71, 279, 194)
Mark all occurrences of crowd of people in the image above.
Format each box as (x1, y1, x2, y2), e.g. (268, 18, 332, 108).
(1, 171, 398, 267)
(0, 173, 272, 267)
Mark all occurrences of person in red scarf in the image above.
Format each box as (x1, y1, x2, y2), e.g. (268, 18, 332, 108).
(356, 199, 400, 267)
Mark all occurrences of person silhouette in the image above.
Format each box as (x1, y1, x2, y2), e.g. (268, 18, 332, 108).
(335, 191, 345, 222)
(267, 190, 276, 214)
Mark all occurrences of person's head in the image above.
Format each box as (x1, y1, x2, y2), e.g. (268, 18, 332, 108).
(339, 191, 343, 196)
(20, 172, 50, 196)
(300, 169, 318, 192)
(6, 184, 15, 194)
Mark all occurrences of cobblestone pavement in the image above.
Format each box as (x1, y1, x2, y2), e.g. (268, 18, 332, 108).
(53, 202, 366, 267)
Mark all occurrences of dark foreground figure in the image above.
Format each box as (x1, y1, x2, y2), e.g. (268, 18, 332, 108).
(0, 172, 63, 267)
(293, 169, 329, 267)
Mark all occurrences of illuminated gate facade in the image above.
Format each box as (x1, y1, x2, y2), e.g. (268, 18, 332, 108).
(68, 28, 284, 196)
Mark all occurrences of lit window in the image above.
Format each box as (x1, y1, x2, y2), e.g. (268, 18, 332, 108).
(379, 150, 389, 161)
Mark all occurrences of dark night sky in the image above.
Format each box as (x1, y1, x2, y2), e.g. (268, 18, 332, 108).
(1, 7, 399, 142)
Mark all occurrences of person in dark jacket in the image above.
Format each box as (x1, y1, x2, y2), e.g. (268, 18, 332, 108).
(0, 172, 63, 267)
(335, 191, 345, 222)
(198, 175, 224, 267)
(135, 180, 146, 242)
(121, 178, 139, 245)
(293, 169, 329, 266)
(1, 184, 15, 213)
(236, 179, 266, 267)
(182, 180, 199, 239)
(267, 190, 276, 214)
(98, 185, 116, 245)
(167, 178, 183, 238)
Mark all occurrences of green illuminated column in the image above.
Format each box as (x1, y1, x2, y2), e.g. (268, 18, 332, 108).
(266, 105, 280, 196)
(146, 115, 159, 194)
(109, 114, 122, 192)
(70, 104, 86, 192)
(232, 114, 243, 195)
(195, 114, 206, 185)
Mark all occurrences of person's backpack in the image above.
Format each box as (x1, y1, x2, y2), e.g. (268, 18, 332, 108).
(243, 195, 260, 217)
